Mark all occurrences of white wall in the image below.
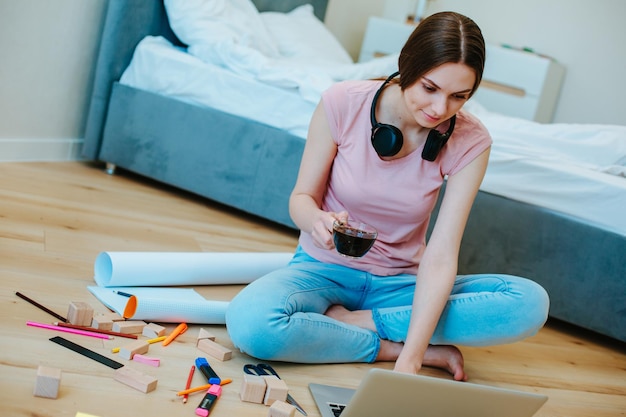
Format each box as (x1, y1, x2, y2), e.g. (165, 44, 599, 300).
(0, 0, 107, 161)
(324, 0, 382, 60)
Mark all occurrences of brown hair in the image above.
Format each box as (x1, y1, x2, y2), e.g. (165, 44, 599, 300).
(398, 11, 485, 97)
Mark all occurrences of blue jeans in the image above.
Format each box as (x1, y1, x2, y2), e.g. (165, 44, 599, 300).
(225, 247, 549, 363)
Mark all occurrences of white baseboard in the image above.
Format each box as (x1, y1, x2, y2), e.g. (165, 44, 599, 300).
(0, 138, 84, 162)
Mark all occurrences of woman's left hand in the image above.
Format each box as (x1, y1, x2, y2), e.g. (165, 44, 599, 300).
(310, 210, 348, 250)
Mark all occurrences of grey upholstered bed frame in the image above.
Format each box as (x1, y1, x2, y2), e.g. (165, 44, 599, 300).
(83, 0, 625, 343)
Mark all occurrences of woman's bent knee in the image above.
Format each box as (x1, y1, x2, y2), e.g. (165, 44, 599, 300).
(225, 285, 286, 360)
(521, 278, 550, 335)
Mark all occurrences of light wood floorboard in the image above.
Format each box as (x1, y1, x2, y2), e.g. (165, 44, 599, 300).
(1, 162, 624, 416)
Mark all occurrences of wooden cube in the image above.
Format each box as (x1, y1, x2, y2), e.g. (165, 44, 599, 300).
(197, 338, 232, 361)
(113, 367, 157, 393)
(263, 375, 288, 406)
(112, 320, 147, 334)
(142, 323, 166, 338)
(268, 400, 296, 417)
(119, 340, 149, 360)
(67, 302, 93, 327)
(34, 365, 61, 399)
(91, 312, 123, 330)
(240, 373, 267, 404)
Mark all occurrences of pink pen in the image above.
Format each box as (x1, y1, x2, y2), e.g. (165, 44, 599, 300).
(26, 321, 112, 340)
(195, 384, 222, 416)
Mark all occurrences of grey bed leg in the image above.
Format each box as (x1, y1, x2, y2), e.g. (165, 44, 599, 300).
(105, 162, 117, 175)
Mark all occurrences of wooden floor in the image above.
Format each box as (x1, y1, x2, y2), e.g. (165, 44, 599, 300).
(1, 161, 624, 417)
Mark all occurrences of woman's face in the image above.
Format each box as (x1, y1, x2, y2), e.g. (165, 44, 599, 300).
(403, 62, 476, 128)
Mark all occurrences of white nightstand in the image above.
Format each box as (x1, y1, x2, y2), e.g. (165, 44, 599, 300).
(358, 16, 565, 122)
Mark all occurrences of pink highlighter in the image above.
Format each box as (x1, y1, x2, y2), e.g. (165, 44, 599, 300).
(195, 384, 222, 416)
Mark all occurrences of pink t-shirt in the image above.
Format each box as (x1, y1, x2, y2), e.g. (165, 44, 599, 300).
(298, 80, 492, 276)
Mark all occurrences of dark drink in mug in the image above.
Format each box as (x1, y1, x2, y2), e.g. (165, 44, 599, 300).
(333, 220, 377, 258)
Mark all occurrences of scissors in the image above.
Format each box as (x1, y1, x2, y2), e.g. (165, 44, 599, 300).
(243, 363, 307, 416)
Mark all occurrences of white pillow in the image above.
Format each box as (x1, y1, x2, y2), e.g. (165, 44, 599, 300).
(164, 0, 279, 57)
(261, 4, 353, 65)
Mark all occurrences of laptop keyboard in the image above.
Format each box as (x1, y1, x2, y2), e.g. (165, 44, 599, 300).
(328, 402, 347, 417)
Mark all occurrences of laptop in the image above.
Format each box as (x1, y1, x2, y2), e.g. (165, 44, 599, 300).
(309, 368, 548, 417)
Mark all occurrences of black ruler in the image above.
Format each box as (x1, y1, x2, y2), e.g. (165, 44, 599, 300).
(49, 336, 124, 369)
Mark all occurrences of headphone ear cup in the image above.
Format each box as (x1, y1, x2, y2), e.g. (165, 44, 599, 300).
(421, 129, 446, 161)
(371, 124, 404, 157)
(421, 115, 456, 161)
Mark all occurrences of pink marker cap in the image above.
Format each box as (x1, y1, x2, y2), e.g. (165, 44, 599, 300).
(208, 384, 222, 396)
(195, 408, 209, 417)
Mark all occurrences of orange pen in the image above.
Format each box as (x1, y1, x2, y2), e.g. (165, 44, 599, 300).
(176, 379, 233, 397)
(162, 322, 188, 346)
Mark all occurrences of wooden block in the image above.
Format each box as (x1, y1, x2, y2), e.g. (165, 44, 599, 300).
(34, 365, 61, 399)
(268, 400, 296, 417)
(197, 338, 232, 361)
(91, 314, 112, 330)
(197, 327, 216, 341)
(91, 312, 123, 330)
(240, 373, 267, 404)
(113, 367, 157, 393)
(67, 301, 94, 327)
(263, 375, 288, 406)
(76, 413, 101, 417)
(90, 316, 112, 330)
(142, 323, 166, 338)
(112, 320, 147, 334)
(118, 340, 149, 360)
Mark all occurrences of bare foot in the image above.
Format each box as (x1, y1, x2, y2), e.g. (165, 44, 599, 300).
(423, 345, 467, 381)
(378, 342, 467, 381)
(325, 305, 377, 332)
(325, 305, 467, 381)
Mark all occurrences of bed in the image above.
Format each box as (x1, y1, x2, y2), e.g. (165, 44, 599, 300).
(83, 0, 626, 343)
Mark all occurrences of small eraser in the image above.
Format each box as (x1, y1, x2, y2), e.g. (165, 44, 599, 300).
(268, 400, 296, 417)
(67, 301, 94, 326)
(113, 367, 157, 393)
(112, 320, 147, 334)
(133, 354, 160, 367)
(240, 373, 267, 404)
(197, 328, 216, 341)
(197, 338, 232, 361)
(34, 365, 62, 399)
(142, 323, 166, 338)
(263, 375, 288, 406)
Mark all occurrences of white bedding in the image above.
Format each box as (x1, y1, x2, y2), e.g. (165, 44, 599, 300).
(120, 36, 317, 138)
(119, 35, 626, 237)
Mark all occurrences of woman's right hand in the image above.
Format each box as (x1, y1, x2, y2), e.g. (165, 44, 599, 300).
(311, 210, 348, 250)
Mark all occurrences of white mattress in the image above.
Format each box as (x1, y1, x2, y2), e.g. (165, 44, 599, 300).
(120, 37, 626, 236)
